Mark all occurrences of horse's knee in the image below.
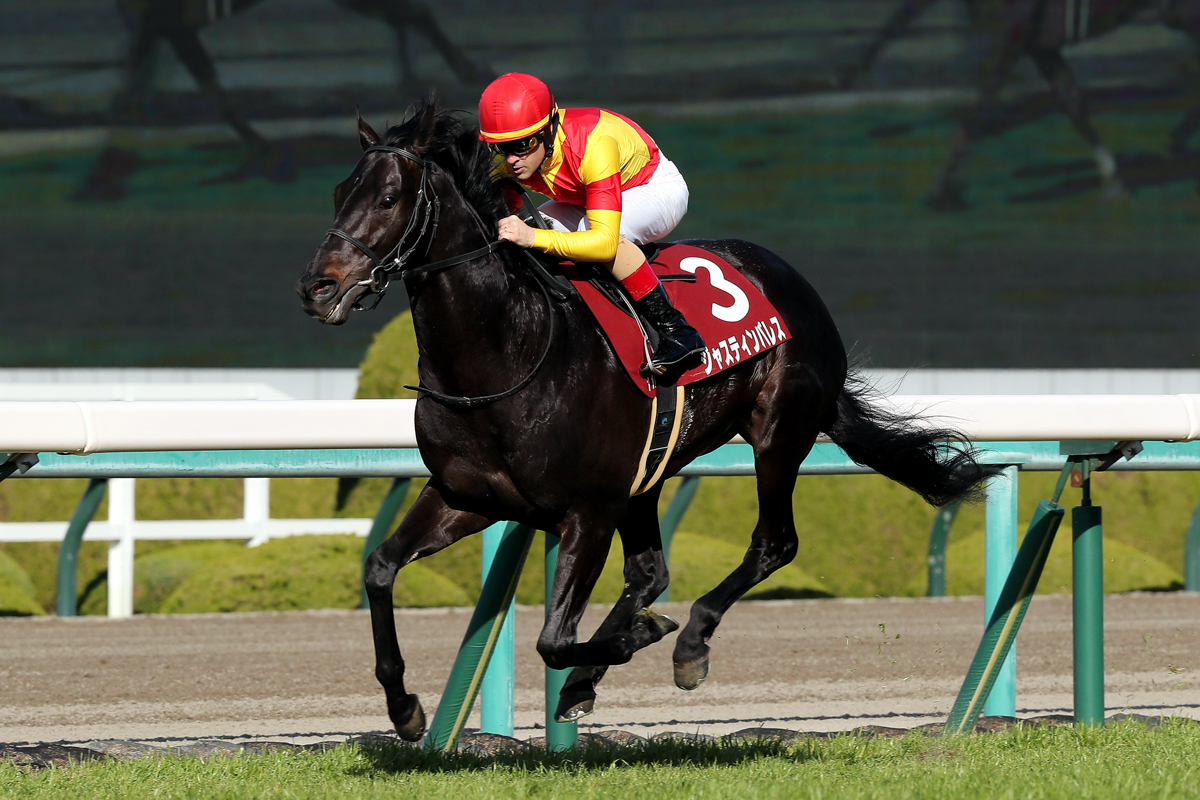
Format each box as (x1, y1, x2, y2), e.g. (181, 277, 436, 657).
(363, 549, 397, 600)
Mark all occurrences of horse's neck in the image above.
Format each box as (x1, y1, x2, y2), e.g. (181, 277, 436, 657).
(407, 192, 544, 389)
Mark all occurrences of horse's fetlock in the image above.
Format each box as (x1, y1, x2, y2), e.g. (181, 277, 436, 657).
(375, 662, 405, 688)
(537, 638, 573, 671)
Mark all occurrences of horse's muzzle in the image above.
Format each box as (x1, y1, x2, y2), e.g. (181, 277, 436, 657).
(297, 273, 361, 325)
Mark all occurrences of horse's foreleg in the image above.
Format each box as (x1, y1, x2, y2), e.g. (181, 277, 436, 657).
(836, 0, 942, 89)
(164, 27, 270, 156)
(930, 32, 1024, 210)
(1028, 47, 1123, 197)
(364, 482, 489, 740)
(1160, 9, 1200, 154)
(555, 491, 676, 722)
(394, 0, 493, 84)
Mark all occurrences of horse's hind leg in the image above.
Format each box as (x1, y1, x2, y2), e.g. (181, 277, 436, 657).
(1027, 47, 1123, 196)
(556, 489, 677, 722)
(1163, 11, 1200, 155)
(671, 383, 824, 690)
(364, 481, 489, 740)
(929, 28, 1024, 210)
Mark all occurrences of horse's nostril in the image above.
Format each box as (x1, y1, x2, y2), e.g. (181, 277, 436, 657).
(310, 278, 338, 299)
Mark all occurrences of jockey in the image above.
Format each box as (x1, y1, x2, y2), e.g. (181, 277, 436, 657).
(479, 72, 705, 378)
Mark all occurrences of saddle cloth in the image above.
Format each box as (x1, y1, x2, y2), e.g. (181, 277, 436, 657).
(561, 243, 792, 397)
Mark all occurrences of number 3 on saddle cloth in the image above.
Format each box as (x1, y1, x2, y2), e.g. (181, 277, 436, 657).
(560, 242, 792, 496)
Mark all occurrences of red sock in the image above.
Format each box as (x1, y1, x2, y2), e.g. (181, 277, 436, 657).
(620, 259, 659, 301)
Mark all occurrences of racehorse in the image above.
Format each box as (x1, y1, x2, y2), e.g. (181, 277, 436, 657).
(838, 0, 1200, 209)
(112, 0, 491, 156)
(294, 100, 1001, 739)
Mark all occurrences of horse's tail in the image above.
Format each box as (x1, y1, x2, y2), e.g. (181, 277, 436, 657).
(823, 372, 1001, 507)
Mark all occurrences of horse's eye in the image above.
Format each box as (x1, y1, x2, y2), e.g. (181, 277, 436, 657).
(380, 195, 398, 210)
(353, 176, 362, 186)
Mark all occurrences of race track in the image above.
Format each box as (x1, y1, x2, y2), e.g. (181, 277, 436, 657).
(1, 594, 1198, 747)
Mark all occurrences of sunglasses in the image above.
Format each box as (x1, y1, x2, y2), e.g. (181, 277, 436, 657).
(489, 134, 542, 158)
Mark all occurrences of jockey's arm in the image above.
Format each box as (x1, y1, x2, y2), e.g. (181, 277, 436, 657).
(530, 134, 624, 263)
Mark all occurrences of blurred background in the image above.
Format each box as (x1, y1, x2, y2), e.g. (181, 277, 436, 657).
(3, 0, 1199, 370)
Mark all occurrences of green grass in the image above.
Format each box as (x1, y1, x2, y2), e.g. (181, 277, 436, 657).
(2, 722, 1199, 799)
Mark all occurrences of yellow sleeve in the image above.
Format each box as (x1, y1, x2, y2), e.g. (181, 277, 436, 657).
(530, 208, 620, 263)
(528, 134, 623, 262)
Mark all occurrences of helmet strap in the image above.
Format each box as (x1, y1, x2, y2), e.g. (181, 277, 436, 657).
(540, 108, 560, 169)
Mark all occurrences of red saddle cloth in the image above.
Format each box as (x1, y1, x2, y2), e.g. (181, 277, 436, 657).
(562, 243, 792, 397)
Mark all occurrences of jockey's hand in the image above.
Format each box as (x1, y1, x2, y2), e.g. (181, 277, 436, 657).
(497, 215, 536, 248)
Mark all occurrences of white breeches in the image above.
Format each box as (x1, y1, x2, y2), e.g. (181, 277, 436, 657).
(537, 156, 689, 245)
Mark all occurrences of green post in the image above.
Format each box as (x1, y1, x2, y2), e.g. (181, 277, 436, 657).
(55, 478, 108, 618)
(944, 500, 1064, 735)
(481, 522, 518, 736)
(983, 466, 1019, 718)
(424, 522, 535, 752)
(656, 476, 700, 604)
(544, 532, 578, 751)
(1185, 500, 1200, 592)
(1073, 475, 1105, 725)
(361, 478, 410, 609)
(927, 502, 960, 597)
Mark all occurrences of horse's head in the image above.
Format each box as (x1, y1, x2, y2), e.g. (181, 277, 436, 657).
(296, 108, 439, 325)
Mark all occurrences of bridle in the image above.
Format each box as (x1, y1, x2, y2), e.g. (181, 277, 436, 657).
(322, 143, 556, 409)
(324, 144, 445, 311)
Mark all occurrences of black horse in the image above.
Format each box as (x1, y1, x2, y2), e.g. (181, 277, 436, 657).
(839, 0, 1200, 209)
(295, 100, 1000, 740)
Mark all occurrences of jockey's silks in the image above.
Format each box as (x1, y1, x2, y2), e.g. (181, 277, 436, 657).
(517, 108, 661, 263)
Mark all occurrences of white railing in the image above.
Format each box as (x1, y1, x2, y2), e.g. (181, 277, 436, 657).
(4, 394, 1200, 618)
(0, 476, 375, 617)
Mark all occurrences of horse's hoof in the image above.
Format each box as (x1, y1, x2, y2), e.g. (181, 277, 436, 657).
(674, 657, 710, 691)
(634, 608, 680, 641)
(392, 694, 427, 742)
(554, 693, 595, 723)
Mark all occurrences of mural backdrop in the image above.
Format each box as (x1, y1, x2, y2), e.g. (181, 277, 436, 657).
(3, 0, 1199, 368)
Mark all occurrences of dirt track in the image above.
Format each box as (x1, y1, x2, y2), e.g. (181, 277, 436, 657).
(1, 594, 1198, 746)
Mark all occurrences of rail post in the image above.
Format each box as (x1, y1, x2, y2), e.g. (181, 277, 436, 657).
(1072, 461, 1105, 725)
(943, 498, 1064, 735)
(55, 478, 108, 617)
(480, 521, 519, 736)
(926, 502, 959, 597)
(1185, 499, 1200, 592)
(656, 476, 701, 603)
(544, 532, 578, 751)
(106, 478, 136, 618)
(983, 465, 1019, 717)
(424, 521, 534, 752)
(360, 478, 411, 608)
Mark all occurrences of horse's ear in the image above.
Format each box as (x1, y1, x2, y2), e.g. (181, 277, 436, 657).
(357, 109, 380, 151)
(413, 102, 438, 151)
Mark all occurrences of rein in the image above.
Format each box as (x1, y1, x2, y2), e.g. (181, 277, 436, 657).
(326, 144, 559, 409)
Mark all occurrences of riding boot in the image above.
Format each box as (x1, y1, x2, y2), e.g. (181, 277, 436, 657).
(633, 284, 706, 379)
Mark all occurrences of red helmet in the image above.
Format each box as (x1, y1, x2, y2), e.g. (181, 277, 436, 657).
(478, 73, 557, 143)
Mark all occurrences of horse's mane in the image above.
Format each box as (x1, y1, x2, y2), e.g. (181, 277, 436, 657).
(382, 98, 544, 276)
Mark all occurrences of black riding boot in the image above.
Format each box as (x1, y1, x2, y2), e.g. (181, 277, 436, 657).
(633, 285, 706, 378)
